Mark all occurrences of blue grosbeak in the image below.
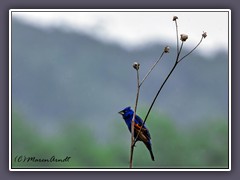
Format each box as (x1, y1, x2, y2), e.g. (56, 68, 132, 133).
(118, 106, 155, 161)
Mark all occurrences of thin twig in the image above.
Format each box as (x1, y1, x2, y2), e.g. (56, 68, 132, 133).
(176, 42, 184, 62)
(130, 67, 140, 168)
(178, 36, 204, 63)
(175, 20, 179, 54)
(139, 51, 165, 87)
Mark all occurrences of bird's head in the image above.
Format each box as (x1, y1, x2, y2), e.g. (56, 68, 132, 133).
(118, 106, 134, 119)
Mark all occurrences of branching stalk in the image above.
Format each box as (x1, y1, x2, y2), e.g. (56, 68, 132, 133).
(128, 15, 206, 165)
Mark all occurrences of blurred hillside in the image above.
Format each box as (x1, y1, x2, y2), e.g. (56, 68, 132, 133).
(11, 18, 229, 168)
(12, 19, 228, 127)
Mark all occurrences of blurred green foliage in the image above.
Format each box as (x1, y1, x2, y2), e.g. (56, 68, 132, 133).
(11, 110, 228, 169)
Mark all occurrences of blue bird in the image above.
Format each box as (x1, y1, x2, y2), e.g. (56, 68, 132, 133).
(118, 106, 155, 161)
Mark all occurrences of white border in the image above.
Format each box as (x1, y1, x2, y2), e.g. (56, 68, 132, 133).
(228, 9, 232, 172)
(9, 9, 230, 11)
(9, 9, 231, 171)
(9, 9, 12, 171)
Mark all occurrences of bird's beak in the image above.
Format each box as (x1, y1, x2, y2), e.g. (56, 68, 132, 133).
(118, 110, 124, 115)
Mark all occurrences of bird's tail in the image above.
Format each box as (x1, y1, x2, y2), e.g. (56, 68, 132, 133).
(144, 142, 155, 161)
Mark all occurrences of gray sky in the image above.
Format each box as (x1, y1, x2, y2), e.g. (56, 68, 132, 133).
(12, 10, 230, 56)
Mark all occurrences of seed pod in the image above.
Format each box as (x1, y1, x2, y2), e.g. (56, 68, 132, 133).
(133, 62, 140, 70)
(173, 16, 178, 21)
(202, 31, 207, 38)
(180, 34, 188, 42)
(164, 46, 170, 53)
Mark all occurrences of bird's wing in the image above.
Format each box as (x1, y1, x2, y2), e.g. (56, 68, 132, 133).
(135, 115, 144, 125)
(134, 115, 151, 140)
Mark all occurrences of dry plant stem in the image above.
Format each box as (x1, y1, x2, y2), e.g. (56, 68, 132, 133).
(133, 42, 184, 146)
(175, 20, 180, 54)
(130, 68, 140, 168)
(139, 51, 165, 87)
(178, 36, 204, 63)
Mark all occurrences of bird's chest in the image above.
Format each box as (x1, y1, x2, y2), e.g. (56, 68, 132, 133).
(124, 119, 133, 132)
